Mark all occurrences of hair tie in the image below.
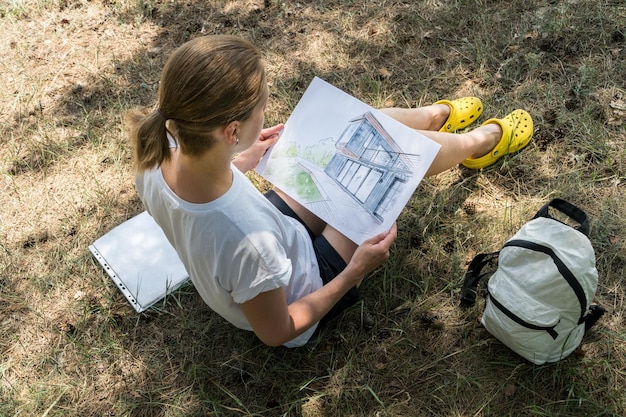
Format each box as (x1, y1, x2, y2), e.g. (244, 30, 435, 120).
(157, 108, 170, 121)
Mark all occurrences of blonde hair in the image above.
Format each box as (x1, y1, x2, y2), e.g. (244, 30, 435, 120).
(127, 35, 266, 172)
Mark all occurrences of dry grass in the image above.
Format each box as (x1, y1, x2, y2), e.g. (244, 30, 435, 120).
(1, 0, 625, 416)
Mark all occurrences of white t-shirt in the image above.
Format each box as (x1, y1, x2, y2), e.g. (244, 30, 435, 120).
(136, 165, 323, 347)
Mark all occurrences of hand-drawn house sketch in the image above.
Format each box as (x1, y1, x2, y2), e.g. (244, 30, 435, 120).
(256, 77, 441, 244)
(324, 111, 418, 224)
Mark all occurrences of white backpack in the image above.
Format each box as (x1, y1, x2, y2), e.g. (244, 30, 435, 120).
(461, 199, 605, 365)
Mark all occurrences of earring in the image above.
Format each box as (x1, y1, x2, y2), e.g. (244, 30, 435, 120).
(234, 137, 239, 146)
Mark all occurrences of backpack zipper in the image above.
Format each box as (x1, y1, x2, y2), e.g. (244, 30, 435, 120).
(488, 293, 559, 340)
(504, 239, 588, 324)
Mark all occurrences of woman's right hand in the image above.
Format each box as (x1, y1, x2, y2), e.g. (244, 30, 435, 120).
(348, 223, 397, 280)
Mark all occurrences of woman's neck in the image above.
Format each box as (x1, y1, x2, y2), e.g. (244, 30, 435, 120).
(161, 146, 234, 204)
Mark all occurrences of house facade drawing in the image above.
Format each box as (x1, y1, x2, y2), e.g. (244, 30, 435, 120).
(324, 111, 416, 223)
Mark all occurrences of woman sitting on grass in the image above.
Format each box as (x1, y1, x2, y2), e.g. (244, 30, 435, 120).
(127, 35, 533, 347)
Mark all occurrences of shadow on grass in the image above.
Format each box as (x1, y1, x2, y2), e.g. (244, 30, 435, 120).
(12, 0, 624, 416)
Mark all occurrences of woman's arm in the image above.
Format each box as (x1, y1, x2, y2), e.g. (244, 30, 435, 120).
(240, 224, 397, 346)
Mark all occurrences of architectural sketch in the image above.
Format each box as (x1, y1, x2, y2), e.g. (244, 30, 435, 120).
(256, 77, 440, 244)
(324, 111, 419, 223)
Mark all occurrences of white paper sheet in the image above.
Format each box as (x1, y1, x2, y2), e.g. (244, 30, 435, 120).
(257, 77, 441, 244)
(89, 211, 189, 312)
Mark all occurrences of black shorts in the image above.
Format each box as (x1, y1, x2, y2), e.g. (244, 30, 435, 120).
(265, 190, 360, 325)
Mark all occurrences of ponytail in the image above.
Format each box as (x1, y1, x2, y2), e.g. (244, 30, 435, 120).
(127, 35, 265, 172)
(126, 108, 171, 172)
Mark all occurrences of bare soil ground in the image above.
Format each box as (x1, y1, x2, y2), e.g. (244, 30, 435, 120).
(1, 0, 625, 416)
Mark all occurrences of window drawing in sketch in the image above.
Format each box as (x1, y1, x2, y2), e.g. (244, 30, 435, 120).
(324, 111, 417, 223)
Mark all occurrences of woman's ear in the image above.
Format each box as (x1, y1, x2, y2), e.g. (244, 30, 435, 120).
(223, 121, 240, 145)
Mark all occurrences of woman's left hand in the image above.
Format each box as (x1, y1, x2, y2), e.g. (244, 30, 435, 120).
(233, 124, 284, 173)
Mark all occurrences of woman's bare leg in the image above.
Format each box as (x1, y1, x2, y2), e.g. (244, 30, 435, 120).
(321, 225, 359, 265)
(273, 188, 327, 236)
(419, 124, 501, 176)
(380, 104, 450, 131)
(379, 105, 501, 176)
(273, 188, 358, 264)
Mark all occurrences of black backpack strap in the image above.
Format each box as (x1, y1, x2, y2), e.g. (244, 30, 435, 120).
(532, 199, 604, 330)
(584, 304, 606, 331)
(460, 252, 499, 307)
(504, 239, 588, 324)
(533, 198, 590, 236)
